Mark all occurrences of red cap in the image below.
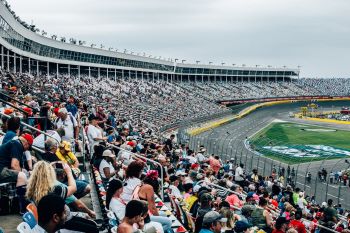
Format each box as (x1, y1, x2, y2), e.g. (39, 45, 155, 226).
(21, 133, 33, 146)
(4, 108, 14, 115)
(191, 163, 200, 169)
(22, 107, 33, 116)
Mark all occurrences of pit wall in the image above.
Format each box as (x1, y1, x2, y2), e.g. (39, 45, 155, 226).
(187, 97, 350, 136)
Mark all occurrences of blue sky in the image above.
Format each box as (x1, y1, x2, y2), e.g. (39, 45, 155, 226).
(6, 0, 350, 77)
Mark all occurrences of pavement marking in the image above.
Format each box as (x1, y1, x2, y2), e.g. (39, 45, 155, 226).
(327, 194, 344, 200)
(296, 182, 311, 188)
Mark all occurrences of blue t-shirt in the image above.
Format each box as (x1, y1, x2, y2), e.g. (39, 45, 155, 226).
(0, 139, 24, 172)
(2, 130, 17, 145)
(66, 103, 78, 117)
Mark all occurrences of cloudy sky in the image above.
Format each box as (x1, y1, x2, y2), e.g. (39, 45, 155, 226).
(6, 0, 350, 77)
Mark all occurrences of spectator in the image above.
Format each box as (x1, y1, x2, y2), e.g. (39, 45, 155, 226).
(55, 107, 79, 143)
(99, 149, 118, 181)
(2, 116, 20, 144)
(106, 179, 125, 221)
(235, 163, 245, 187)
(199, 211, 227, 233)
(0, 133, 33, 213)
(34, 194, 67, 233)
(323, 199, 337, 223)
(234, 221, 252, 233)
(42, 138, 60, 163)
(289, 210, 306, 233)
(251, 197, 273, 233)
(87, 114, 106, 153)
(117, 200, 148, 233)
(273, 217, 290, 233)
(121, 160, 144, 203)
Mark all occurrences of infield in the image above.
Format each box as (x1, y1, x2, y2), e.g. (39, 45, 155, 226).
(249, 122, 350, 164)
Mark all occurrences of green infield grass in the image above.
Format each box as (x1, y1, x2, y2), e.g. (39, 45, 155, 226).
(249, 122, 350, 164)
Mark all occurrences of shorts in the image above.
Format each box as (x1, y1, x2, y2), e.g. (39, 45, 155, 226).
(0, 168, 19, 184)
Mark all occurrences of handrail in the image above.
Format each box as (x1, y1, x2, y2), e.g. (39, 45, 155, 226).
(0, 90, 34, 110)
(0, 98, 29, 116)
(196, 180, 247, 198)
(0, 112, 60, 145)
(106, 143, 164, 200)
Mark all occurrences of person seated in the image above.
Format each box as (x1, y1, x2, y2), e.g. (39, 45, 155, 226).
(41, 138, 60, 163)
(32, 194, 68, 233)
(55, 141, 80, 175)
(26, 161, 98, 232)
(117, 200, 149, 233)
(0, 132, 33, 213)
(99, 149, 119, 182)
(106, 179, 126, 221)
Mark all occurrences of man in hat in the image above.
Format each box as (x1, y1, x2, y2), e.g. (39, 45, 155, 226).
(0, 133, 33, 213)
(55, 107, 79, 142)
(234, 221, 252, 233)
(199, 211, 227, 233)
(87, 114, 106, 153)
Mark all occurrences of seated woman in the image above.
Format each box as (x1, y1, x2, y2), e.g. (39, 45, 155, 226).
(106, 179, 126, 221)
(121, 160, 145, 203)
(135, 170, 172, 232)
(26, 161, 98, 233)
(99, 149, 118, 183)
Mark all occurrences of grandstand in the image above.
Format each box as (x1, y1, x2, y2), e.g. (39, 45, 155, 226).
(0, 1, 350, 233)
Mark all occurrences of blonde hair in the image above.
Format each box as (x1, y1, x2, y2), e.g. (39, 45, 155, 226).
(26, 161, 57, 204)
(219, 208, 234, 229)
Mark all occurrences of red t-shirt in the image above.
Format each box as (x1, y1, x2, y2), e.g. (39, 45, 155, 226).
(289, 220, 306, 233)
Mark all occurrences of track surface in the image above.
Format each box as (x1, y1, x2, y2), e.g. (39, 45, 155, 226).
(190, 101, 350, 209)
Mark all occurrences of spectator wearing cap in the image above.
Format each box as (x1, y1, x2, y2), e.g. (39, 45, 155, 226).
(273, 217, 290, 233)
(99, 149, 117, 181)
(54, 107, 79, 143)
(0, 132, 33, 213)
(235, 163, 245, 187)
(87, 114, 106, 154)
(56, 141, 80, 170)
(234, 221, 252, 233)
(199, 211, 227, 233)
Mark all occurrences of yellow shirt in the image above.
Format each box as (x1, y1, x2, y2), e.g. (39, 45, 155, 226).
(56, 150, 77, 167)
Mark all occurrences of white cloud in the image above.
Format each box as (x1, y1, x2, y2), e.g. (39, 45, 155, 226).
(6, 0, 350, 77)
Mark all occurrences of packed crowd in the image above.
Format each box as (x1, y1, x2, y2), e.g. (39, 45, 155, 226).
(0, 70, 350, 233)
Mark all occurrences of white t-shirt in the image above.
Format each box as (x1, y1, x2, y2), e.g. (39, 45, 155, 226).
(235, 166, 244, 181)
(196, 153, 206, 163)
(109, 198, 126, 221)
(187, 156, 197, 164)
(33, 130, 62, 149)
(169, 185, 182, 199)
(99, 159, 115, 179)
(121, 177, 141, 203)
(55, 114, 78, 141)
(87, 124, 102, 144)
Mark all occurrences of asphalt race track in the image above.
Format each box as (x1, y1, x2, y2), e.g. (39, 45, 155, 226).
(190, 101, 350, 209)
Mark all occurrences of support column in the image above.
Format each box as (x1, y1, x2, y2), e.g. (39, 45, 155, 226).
(68, 64, 70, 77)
(56, 63, 59, 77)
(106, 68, 109, 80)
(7, 50, 9, 72)
(88, 67, 91, 80)
(98, 67, 100, 78)
(28, 58, 31, 75)
(129, 70, 131, 80)
(78, 65, 80, 81)
(152, 72, 155, 82)
(141, 71, 144, 82)
(19, 56, 22, 73)
(1, 46, 4, 69)
(122, 69, 124, 79)
(13, 53, 16, 72)
(47, 61, 49, 78)
(114, 69, 116, 82)
(36, 60, 39, 75)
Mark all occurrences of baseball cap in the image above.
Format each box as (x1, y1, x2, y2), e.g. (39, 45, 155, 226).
(175, 170, 187, 176)
(21, 133, 33, 146)
(202, 211, 227, 225)
(102, 149, 115, 158)
(234, 221, 252, 232)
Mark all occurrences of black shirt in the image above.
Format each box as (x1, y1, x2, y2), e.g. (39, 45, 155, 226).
(0, 139, 25, 172)
(41, 152, 60, 163)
